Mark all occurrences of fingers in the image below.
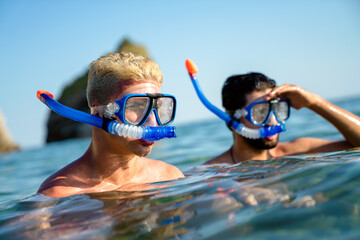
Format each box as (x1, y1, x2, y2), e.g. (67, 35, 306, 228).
(265, 84, 296, 101)
(266, 84, 316, 109)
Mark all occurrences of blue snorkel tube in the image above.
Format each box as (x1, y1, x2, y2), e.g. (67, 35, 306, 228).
(185, 59, 285, 139)
(37, 90, 176, 141)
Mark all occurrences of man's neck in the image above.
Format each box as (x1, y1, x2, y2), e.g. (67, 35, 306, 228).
(232, 137, 270, 163)
(85, 139, 141, 185)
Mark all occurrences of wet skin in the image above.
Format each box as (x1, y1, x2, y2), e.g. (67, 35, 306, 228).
(38, 81, 184, 198)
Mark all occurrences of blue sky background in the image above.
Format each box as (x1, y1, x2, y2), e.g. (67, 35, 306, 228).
(1, 0, 359, 149)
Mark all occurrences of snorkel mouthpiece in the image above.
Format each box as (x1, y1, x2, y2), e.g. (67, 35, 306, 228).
(232, 121, 285, 139)
(185, 59, 286, 139)
(261, 124, 285, 138)
(142, 126, 176, 141)
(106, 121, 176, 141)
(37, 90, 176, 141)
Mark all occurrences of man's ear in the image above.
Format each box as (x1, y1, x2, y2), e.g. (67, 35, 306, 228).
(91, 100, 100, 107)
(90, 101, 101, 117)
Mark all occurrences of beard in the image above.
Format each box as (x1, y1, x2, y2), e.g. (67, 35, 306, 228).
(244, 135, 279, 150)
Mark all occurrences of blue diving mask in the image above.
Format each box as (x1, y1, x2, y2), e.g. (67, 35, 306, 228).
(185, 59, 288, 139)
(91, 93, 176, 127)
(37, 90, 176, 141)
(233, 98, 290, 127)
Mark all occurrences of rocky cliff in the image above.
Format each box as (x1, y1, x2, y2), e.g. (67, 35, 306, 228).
(0, 109, 20, 153)
(46, 39, 149, 143)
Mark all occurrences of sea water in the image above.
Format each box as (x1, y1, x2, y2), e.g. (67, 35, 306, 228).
(1, 95, 360, 239)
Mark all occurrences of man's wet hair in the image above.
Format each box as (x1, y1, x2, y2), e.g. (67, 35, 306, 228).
(222, 72, 276, 115)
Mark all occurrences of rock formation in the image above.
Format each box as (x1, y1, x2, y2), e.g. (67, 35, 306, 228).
(46, 39, 149, 143)
(0, 109, 20, 153)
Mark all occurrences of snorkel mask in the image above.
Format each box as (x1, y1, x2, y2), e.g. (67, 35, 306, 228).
(37, 90, 176, 141)
(91, 93, 176, 127)
(185, 59, 287, 139)
(233, 98, 290, 127)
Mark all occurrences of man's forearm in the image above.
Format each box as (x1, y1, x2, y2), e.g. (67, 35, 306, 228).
(309, 95, 360, 146)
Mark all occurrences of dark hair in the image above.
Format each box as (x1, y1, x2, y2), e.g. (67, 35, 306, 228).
(222, 72, 276, 114)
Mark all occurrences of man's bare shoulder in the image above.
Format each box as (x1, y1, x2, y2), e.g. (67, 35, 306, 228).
(270, 138, 314, 157)
(141, 158, 185, 180)
(37, 173, 85, 198)
(37, 160, 89, 198)
(273, 137, 351, 157)
(38, 184, 84, 198)
(204, 151, 233, 165)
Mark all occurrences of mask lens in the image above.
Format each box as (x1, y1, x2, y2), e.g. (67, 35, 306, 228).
(156, 97, 175, 125)
(274, 101, 289, 122)
(124, 97, 150, 125)
(251, 103, 270, 125)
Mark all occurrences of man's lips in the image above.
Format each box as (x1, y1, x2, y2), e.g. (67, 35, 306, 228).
(265, 134, 278, 141)
(138, 139, 155, 146)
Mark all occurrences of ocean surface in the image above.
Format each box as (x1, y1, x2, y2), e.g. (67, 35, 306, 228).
(1, 95, 360, 239)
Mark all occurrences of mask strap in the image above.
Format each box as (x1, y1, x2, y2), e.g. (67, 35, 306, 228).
(102, 117, 115, 131)
(233, 109, 246, 119)
(91, 102, 119, 118)
(227, 118, 234, 129)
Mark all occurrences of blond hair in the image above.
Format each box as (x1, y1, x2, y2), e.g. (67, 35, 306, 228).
(86, 52, 163, 107)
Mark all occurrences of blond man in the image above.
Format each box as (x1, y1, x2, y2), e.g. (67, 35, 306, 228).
(38, 52, 184, 197)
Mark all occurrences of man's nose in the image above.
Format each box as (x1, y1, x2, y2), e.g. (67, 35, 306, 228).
(143, 111, 159, 127)
(266, 112, 279, 126)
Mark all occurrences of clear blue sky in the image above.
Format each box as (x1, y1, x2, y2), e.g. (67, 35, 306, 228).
(1, 0, 359, 149)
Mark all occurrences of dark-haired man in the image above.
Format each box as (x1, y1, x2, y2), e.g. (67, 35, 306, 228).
(205, 73, 360, 164)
